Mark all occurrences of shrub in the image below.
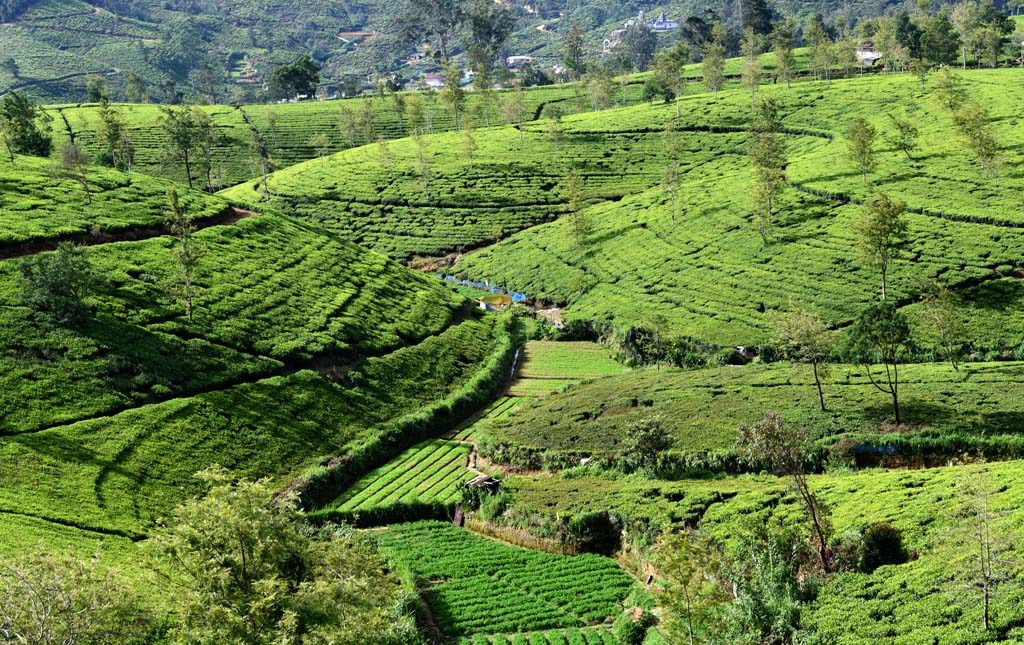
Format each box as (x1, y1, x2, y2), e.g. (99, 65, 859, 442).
(18, 242, 93, 325)
(859, 522, 909, 573)
(612, 609, 655, 645)
(565, 510, 621, 555)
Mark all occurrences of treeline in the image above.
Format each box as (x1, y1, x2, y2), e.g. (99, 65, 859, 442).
(0, 0, 34, 22)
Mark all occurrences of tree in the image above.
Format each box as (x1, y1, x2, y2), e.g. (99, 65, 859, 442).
(805, 15, 833, 82)
(857, 192, 907, 301)
(544, 104, 564, 159)
(0, 91, 52, 158)
(846, 301, 912, 424)
(584, 70, 614, 110)
(621, 416, 673, 473)
(748, 96, 787, 243)
(702, 23, 727, 92)
(248, 126, 276, 200)
(921, 9, 962, 64)
(772, 307, 832, 411)
(18, 242, 93, 326)
(440, 63, 467, 129)
(740, 28, 762, 109)
(737, 411, 834, 572)
(563, 22, 586, 80)
(652, 531, 727, 644)
(885, 112, 920, 160)
(934, 65, 968, 112)
(895, 11, 923, 58)
(165, 189, 205, 324)
(720, 518, 806, 642)
(948, 461, 1017, 632)
(650, 42, 689, 119)
(919, 281, 965, 370)
(772, 18, 796, 89)
(413, 132, 431, 191)
(56, 141, 92, 203)
(267, 55, 321, 100)
(125, 71, 147, 103)
(619, 21, 657, 71)
(152, 469, 417, 644)
(465, 0, 514, 86)
(85, 74, 109, 102)
(98, 100, 133, 171)
(462, 116, 477, 162)
(309, 132, 331, 166)
(0, 551, 143, 643)
(743, 0, 773, 35)
(399, 0, 465, 61)
(836, 36, 859, 76)
(565, 170, 589, 247)
(951, 1, 982, 68)
(0, 57, 18, 78)
(499, 86, 526, 142)
(160, 105, 215, 190)
(663, 159, 681, 226)
(955, 101, 1001, 176)
(845, 116, 878, 185)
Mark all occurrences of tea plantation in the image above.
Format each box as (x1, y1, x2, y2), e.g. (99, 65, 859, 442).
(456, 69, 1024, 345)
(480, 361, 1024, 469)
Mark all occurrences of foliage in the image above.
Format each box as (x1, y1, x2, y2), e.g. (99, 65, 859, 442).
(856, 192, 908, 302)
(153, 469, 416, 643)
(858, 522, 909, 573)
(845, 301, 913, 424)
(0, 91, 51, 157)
(18, 242, 93, 325)
(267, 55, 321, 101)
(0, 550, 149, 644)
(621, 416, 673, 474)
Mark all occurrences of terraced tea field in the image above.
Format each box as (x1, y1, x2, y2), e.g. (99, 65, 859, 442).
(374, 521, 636, 639)
(508, 341, 627, 397)
(484, 360, 1024, 469)
(52, 82, 647, 189)
(330, 439, 471, 512)
(505, 459, 1024, 643)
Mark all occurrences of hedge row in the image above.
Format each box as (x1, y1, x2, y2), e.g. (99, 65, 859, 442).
(310, 500, 456, 528)
(292, 313, 524, 511)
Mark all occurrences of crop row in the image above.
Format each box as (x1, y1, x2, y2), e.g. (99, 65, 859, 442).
(457, 626, 616, 645)
(374, 521, 634, 638)
(332, 439, 471, 511)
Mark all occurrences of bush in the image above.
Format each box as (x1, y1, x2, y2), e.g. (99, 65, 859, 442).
(18, 242, 93, 325)
(565, 510, 621, 555)
(612, 609, 655, 645)
(859, 522, 909, 573)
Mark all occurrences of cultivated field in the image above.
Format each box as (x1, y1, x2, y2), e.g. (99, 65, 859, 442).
(374, 521, 636, 639)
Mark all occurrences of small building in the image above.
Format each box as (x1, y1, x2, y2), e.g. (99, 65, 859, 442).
(421, 72, 445, 89)
(506, 55, 533, 69)
(856, 42, 884, 66)
(477, 294, 513, 312)
(644, 11, 679, 32)
(465, 474, 501, 494)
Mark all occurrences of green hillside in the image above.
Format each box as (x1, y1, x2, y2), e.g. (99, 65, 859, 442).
(0, 156, 519, 615)
(455, 69, 1024, 345)
(51, 81, 644, 189)
(478, 360, 1024, 470)
(502, 459, 1024, 642)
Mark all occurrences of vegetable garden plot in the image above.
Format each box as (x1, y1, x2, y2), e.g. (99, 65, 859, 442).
(330, 439, 472, 511)
(375, 521, 635, 638)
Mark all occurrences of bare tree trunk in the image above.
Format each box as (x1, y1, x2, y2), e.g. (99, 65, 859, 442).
(813, 360, 826, 411)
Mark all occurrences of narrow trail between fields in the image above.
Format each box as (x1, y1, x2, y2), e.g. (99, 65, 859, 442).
(0, 206, 259, 260)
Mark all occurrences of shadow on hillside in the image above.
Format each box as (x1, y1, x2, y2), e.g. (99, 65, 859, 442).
(861, 400, 954, 427)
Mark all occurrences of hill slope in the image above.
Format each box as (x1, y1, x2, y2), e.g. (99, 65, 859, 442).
(0, 156, 514, 601)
